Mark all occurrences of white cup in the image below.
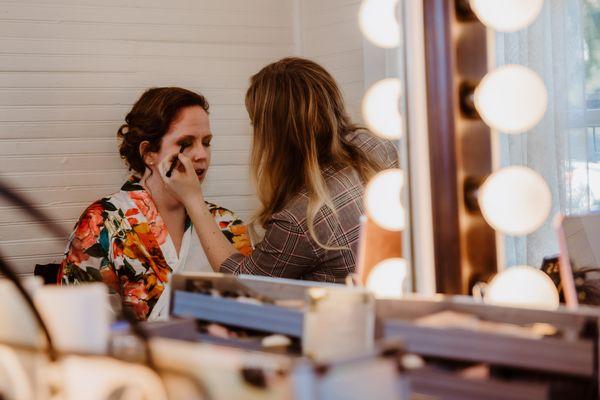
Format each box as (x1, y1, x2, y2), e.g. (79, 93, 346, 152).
(303, 287, 375, 361)
(0, 276, 44, 348)
(34, 283, 111, 355)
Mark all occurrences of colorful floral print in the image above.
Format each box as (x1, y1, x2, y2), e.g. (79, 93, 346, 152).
(59, 177, 252, 320)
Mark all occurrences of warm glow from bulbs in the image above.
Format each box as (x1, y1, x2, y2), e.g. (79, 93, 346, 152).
(358, 0, 401, 48)
(365, 169, 405, 231)
(469, 0, 544, 32)
(362, 78, 403, 140)
(484, 265, 559, 310)
(479, 166, 551, 236)
(475, 65, 547, 134)
(366, 258, 407, 298)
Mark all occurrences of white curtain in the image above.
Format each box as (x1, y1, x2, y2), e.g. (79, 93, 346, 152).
(495, 0, 589, 268)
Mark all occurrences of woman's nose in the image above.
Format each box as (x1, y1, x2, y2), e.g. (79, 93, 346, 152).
(189, 143, 207, 161)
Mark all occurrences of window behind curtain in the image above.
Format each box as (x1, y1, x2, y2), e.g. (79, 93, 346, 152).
(579, 0, 600, 213)
(495, 0, 600, 268)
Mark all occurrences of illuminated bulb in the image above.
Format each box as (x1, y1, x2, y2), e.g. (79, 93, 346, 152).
(474, 65, 547, 134)
(366, 258, 407, 298)
(358, 0, 401, 48)
(484, 265, 559, 310)
(365, 169, 405, 231)
(479, 166, 551, 236)
(362, 78, 403, 139)
(469, 0, 544, 32)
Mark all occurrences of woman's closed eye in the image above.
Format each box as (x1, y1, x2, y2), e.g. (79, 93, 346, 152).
(177, 138, 193, 146)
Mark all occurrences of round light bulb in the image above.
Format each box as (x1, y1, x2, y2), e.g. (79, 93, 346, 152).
(474, 65, 547, 134)
(365, 169, 405, 231)
(358, 0, 401, 48)
(484, 265, 559, 310)
(362, 78, 403, 139)
(366, 258, 407, 298)
(479, 166, 551, 236)
(469, 0, 544, 32)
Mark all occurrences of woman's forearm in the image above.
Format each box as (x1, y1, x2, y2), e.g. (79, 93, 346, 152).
(157, 153, 239, 270)
(184, 194, 239, 271)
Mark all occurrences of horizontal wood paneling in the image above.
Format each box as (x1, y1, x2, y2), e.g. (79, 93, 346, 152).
(0, 121, 251, 139)
(0, 0, 292, 273)
(0, 0, 288, 11)
(0, 88, 246, 106)
(302, 0, 365, 123)
(0, 72, 252, 89)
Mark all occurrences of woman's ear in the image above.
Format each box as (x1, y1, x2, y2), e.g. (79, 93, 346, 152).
(139, 141, 157, 167)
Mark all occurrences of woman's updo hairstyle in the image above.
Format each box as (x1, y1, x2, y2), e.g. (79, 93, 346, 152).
(117, 87, 209, 175)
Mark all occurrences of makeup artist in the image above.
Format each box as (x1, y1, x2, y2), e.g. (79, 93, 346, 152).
(59, 87, 252, 321)
(159, 57, 398, 283)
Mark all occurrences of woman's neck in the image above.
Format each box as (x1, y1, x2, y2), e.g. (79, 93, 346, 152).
(140, 170, 186, 255)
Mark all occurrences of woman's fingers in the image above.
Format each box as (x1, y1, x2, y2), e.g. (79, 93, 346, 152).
(177, 153, 194, 172)
(156, 152, 204, 204)
(158, 152, 189, 179)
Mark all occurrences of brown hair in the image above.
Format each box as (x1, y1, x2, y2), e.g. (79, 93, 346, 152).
(117, 87, 209, 175)
(245, 57, 381, 246)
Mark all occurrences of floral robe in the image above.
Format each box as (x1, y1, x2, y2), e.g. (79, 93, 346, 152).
(59, 177, 252, 320)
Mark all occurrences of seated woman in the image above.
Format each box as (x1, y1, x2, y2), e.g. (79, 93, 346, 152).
(159, 57, 398, 283)
(59, 87, 252, 320)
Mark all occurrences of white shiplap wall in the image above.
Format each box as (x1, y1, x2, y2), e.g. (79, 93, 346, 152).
(301, 0, 365, 123)
(0, 0, 294, 274)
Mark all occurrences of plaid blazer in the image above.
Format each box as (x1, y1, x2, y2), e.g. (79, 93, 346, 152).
(220, 130, 399, 283)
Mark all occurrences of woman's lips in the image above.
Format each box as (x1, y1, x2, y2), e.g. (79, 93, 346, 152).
(195, 169, 206, 179)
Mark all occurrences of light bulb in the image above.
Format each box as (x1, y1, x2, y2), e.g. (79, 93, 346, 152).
(358, 0, 401, 48)
(362, 78, 403, 140)
(478, 166, 551, 236)
(474, 65, 547, 134)
(484, 265, 559, 310)
(365, 169, 405, 231)
(366, 258, 407, 298)
(469, 0, 544, 32)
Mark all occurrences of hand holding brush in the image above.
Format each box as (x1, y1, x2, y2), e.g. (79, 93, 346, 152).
(166, 143, 190, 177)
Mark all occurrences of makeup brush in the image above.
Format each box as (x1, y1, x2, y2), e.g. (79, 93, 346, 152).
(166, 143, 190, 178)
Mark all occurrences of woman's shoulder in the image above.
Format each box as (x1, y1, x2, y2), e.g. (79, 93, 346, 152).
(77, 193, 122, 221)
(346, 129, 399, 169)
(204, 201, 243, 224)
(204, 201, 252, 255)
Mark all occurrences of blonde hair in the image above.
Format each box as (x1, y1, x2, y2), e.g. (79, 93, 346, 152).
(245, 57, 382, 248)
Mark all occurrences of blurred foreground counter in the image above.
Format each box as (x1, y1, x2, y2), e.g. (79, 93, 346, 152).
(163, 273, 600, 399)
(3, 273, 600, 399)
(377, 295, 600, 399)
